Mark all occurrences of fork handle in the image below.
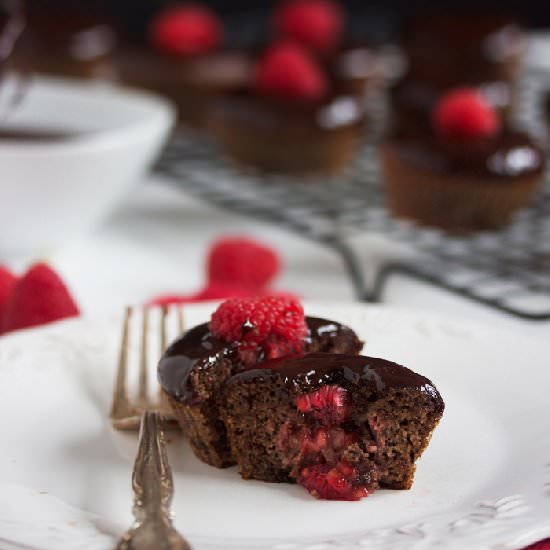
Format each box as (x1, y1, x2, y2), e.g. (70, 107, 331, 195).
(131, 411, 174, 524)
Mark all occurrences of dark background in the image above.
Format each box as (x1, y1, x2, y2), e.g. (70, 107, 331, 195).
(25, 0, 550, 44)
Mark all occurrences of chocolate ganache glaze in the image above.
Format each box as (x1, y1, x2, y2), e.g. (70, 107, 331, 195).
(229, 352, 443, 404)
(158, 317, 362, 403)
(391, 128, 544, 179)
(213, 89, 365, 132)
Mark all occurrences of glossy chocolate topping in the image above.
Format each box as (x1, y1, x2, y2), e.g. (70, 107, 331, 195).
(158, 322, 231, 402)
(402, 12, 525, 86)
(213, 89, 365, 131)
(117, 48, 252, 90)
(158, 316, 359, 401)
(391, 77, 514, 120)
(230, 352, 443, 403)
(20, 11, 116, 58)
(388, 128, 544, 179)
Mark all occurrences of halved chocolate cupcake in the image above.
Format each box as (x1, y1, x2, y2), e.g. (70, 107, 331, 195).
(381, 88, 545, 232)
(158, 297, 363, 467)
(222, 353, 444, 499)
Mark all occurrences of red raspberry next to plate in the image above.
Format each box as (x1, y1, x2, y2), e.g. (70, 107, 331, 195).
(157, 296, 444, 500)
(0, 262, 79, 335)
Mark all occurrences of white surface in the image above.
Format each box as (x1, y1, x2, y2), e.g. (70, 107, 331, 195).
(0, 302, 549, 550)
(0, 76, 175, 255)
(39, 178, 549, 342)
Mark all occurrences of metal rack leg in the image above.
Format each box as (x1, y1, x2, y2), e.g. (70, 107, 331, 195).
(324, 238, 376, 303)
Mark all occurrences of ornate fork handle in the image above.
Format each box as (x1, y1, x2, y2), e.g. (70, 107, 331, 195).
(117, 412, 191, 550)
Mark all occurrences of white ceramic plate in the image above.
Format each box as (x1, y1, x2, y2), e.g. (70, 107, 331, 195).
(0, 302, 549, 550)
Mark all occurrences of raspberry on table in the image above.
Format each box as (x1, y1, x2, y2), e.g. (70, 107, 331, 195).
(0, 265, 16, 323)
(432, 87, 500, 139)
(1, 263, 79, 334)
(210, 296, 308, 363)
(207, 237, 280, 292)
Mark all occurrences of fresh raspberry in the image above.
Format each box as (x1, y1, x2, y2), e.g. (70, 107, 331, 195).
(207, 237, 280, 292)
(2, 263, 79, 334)
(210, 296, 307, 364)
(432, 88, 500, 139)
(0, 266, 16, 327)
(296, 385, 348, 423)
(150, 4, 222, 56)
(274, 0, 344, 53)
(298, 460, 369, 500)
(523, 540, 550, 550)
(255, 41, 327, 101)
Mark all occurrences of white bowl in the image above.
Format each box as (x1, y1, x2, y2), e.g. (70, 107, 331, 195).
(0, 76, 175, 256)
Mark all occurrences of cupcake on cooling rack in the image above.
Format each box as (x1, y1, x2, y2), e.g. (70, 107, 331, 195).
(210, 40, 366, 175)
(390, 11, 526, 134)
(116, 3, 253, 129)
(272, 0, 380, 98)
(11, 6, 117, 80)
(380, 88, 546, 232)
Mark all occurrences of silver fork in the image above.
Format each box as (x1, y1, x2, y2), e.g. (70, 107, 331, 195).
(110, 306, 191, 550)
(110, 306, 182, 431)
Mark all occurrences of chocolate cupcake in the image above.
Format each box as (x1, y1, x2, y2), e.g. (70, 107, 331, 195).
(402, 11, 526, 88)
(158, 315, 363, 468)
(223, 353, 444, 499)
(381, 88, 545, 232)
(211, 41, 366, 175)
(11, 7, 117, 80)
(158, 296, 443, 501)
(391, 12, 526, 134)
(158, 297, 363, 468)
(116, 4, 253, 129)
(390, 76, 516, 135)
(117, 48, 253, 129)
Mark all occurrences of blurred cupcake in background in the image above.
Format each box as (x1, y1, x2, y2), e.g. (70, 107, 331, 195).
(380, 87, 545, 232)
(10, 3, 118, 80)
(389, 10, 527, 135)
(116, 3, 254, 129)
(273, 0, 382, 99)
(210, 40, 366, 175)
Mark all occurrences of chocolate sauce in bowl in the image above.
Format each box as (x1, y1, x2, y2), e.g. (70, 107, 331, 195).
(0, 128, 74, 140)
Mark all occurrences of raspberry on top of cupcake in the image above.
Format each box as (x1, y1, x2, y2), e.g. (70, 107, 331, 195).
(210, 295, 308, 365)
(273, 0, 345, 54)
(432, 88, 500, 140)
(380, 86, 545, 232)
(255, 40, 328, 102)
(149, 3, 222, 57)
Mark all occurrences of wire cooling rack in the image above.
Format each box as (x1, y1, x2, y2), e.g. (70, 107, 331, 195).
(156, 68, 550, 321)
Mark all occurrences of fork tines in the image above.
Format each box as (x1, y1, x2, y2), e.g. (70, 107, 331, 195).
(110, 305, 183, 431)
